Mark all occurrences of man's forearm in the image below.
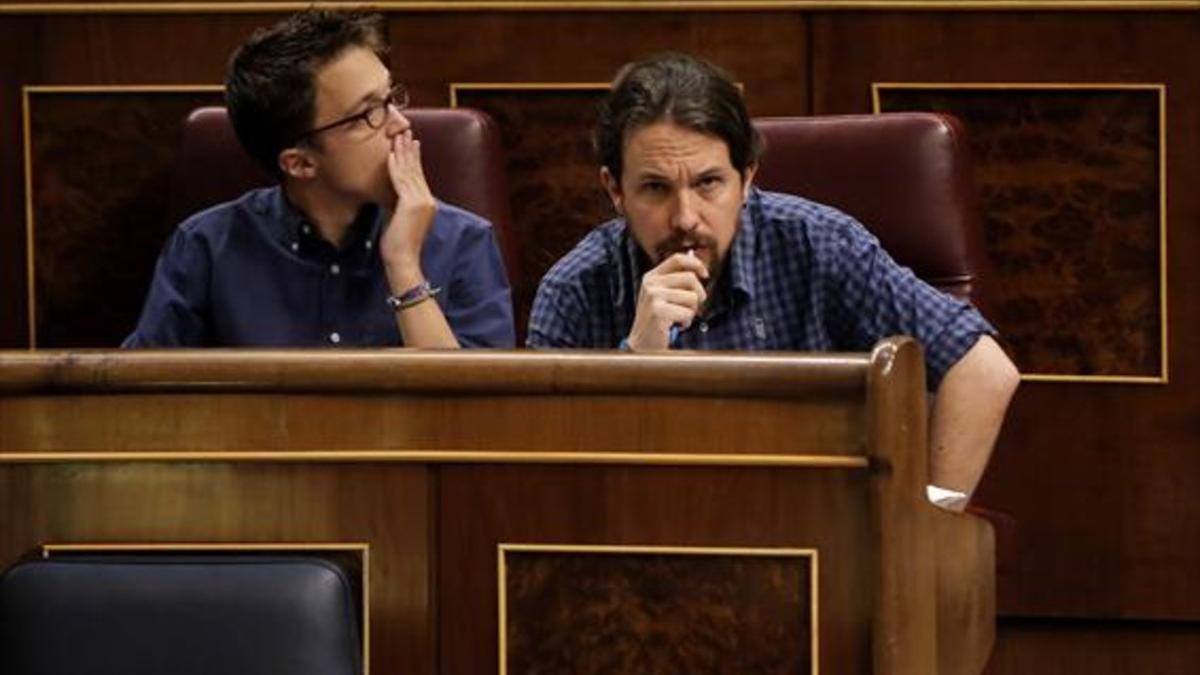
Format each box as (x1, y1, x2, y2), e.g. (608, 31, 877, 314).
(928, 335, 1020, 505)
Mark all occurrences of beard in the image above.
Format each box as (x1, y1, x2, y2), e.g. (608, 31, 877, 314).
(652, 232, 721, 275)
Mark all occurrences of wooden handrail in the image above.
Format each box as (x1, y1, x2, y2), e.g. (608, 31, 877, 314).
(0, 348, 870, 397)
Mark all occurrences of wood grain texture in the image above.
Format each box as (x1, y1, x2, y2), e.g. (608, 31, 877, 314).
(0, 16, 35, 348)
(504, 549, 813, 675)
(0, 343, 993, 675)
(866, 338, 937, 675)
(0, 352, 867, 459)
(440, 465, 872, 675)
(985, 618, 1200, 675)
(454, 87, 610, 342)
(877, 87, 1162, 378)
(27, 90, 225, 348)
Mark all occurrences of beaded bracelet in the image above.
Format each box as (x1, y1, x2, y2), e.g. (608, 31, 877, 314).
(385, 280, 441, 312)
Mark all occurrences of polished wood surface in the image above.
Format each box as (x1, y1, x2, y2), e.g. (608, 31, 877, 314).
(440, 464, 872, 674)
(985, 618, 1200, 675)
(0, 340, 994, 674)
(0, 348, 867, 394)
(867, 339, 938, 675)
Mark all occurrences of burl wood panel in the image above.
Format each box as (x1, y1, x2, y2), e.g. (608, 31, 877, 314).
(504, 548, 813, 675)
(27, 90, 225, 348)
(439, 465, 872, 675)
(2, 12, 271, 348)
(454, 87, 612, 340)
(878, 87, 1162, 379)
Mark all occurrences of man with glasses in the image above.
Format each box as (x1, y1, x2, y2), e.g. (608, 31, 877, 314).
(124, 9, 513, 348)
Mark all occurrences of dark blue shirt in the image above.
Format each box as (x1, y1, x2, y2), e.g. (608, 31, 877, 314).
(124, 186, 514, 348)
(527, 188, 994, 388)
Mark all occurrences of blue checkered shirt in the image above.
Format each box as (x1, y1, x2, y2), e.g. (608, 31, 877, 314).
(527, 188, 995, 389)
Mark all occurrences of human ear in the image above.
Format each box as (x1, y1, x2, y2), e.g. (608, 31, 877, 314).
(741, 162, 758, 199)
(278, 147, 318, 180)
(600, 166, 624, 216)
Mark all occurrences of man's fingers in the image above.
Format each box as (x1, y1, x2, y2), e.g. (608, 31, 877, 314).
(647, 287, 703, 311)
(649, 297, 698, 329)
(651, 251, 709, 279)
(646, 271, 707, 305)
(389, 137, 433, 199)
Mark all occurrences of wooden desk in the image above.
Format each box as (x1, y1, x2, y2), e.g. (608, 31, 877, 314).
(0, 337, 992, 675)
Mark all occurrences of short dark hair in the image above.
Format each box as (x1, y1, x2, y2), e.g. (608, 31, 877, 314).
(594, 52, 763, 184)
(224, 9, 386, 178)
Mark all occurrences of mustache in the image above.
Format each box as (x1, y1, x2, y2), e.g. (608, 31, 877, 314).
(653, 234, 717, 262)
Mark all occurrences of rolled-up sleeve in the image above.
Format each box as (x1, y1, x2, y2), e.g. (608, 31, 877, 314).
(821, 213, 996, 389)
(442, 218, 515, 348)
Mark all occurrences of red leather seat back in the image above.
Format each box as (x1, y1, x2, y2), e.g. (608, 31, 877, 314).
(753, 113, 992, 309)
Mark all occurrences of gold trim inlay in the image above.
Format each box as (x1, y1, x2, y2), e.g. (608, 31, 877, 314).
(0, 449, 872, 468)
(24, 85, 225, 94)
(41, 541, 371, 675)
(42, 541, 369, 554)
(21, 85, 226, 349)
(498, 543, 819, 675)
(22, 88, 35, 350)
(872, 82, 1169, 385)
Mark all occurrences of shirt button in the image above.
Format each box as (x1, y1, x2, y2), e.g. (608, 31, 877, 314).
(699, 321, 710, 334)
(330, 264, 340, 275)
(364, 240, 373, 250)
(290, 242, 299, 252)
(302, 225, 311, 235)
(329, 332, 341, 344)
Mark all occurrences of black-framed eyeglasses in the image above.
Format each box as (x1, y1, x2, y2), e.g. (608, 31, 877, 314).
(295, 83, 409, 144)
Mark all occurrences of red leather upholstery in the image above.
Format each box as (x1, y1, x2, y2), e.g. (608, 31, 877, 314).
(166, 106, 519, 285)
(753, 113, 993, 311)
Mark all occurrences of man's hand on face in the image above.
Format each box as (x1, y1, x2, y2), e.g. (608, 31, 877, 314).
(626, 251, 709, 351)
(382, 129, 437, 286)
